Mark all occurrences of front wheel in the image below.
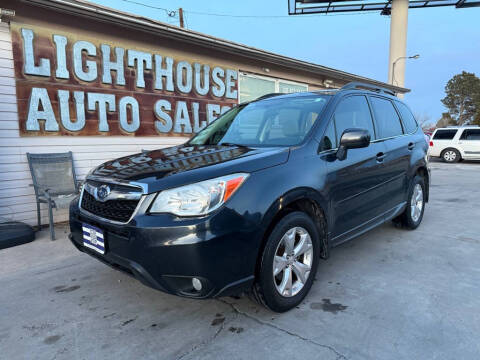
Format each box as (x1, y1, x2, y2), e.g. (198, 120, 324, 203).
(395, 175, 426, 230)
(251, 211, 321, 312)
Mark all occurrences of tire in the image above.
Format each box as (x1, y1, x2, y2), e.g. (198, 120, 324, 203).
(251, 211, 321, 312)
(395, 175, 426, 230)
(441, 148, 460, 163)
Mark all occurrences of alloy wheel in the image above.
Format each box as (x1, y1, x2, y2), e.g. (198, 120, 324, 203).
(410, 183, 424, 222)
(273, 227, 313, 297)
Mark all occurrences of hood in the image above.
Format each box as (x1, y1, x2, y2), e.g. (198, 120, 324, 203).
(89, 144, 289, 193)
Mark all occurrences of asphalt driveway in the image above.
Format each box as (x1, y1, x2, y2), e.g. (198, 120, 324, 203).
(1, 160, 479, 360)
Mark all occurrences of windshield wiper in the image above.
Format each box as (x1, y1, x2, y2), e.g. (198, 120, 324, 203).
(218, 142, 248, 147)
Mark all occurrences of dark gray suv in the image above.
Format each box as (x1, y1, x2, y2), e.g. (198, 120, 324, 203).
(69, 82, 430, 312)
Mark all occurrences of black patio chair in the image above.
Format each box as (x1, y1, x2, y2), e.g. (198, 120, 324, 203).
(27, 152, 80, 240)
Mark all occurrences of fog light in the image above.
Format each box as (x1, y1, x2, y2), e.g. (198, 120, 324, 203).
(192, 277, 202, 291)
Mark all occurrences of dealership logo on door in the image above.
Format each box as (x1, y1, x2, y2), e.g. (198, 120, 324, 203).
(11, 25, 238, 136)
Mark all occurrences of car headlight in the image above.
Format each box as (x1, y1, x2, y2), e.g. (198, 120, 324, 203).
(149, 173, 249, 216)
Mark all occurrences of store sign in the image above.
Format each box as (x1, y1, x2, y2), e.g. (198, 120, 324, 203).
(11, 26, 238, 136)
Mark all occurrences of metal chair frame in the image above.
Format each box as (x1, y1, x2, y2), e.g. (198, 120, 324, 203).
(26, 152, 80, 240)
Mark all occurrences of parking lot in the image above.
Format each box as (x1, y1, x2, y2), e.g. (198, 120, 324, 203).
(1, 159, 479, 360)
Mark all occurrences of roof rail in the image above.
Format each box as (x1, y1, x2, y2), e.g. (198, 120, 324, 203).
(341, 82, 396, 97)
(255, 93, 283, 101)
(447, 125, 479, 128)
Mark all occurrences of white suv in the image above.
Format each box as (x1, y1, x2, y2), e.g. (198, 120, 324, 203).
(429, 126, 480, 162)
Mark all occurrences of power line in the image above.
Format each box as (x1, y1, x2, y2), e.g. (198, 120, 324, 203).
(118, 0, 377, 19)
(119, 0, 180, 25)
(184, 11, 189, 29)
(186, 9, 309, 18)
(120, 0, 169, 13)
(187, 10, 378, 18)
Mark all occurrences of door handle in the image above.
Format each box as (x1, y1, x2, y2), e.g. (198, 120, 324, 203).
(376, 152, 386, 162)
(408, 142, 415, 150)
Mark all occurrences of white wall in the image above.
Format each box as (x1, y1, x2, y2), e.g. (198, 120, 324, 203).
(0, 22, 187, 226)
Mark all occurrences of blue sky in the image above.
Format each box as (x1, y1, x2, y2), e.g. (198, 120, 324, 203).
(89, 0, 480, 125)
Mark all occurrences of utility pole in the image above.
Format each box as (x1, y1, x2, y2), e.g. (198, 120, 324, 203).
(387, 0, 409, 97)
(179, 8, 184, 28)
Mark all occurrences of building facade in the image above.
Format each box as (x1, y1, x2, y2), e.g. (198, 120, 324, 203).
(0, 0, 407, 225)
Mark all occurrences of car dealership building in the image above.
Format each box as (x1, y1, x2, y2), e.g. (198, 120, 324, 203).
(0, 0, 407, 226)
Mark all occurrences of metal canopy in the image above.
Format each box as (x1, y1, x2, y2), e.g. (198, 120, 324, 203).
(288, 0, 480, 15)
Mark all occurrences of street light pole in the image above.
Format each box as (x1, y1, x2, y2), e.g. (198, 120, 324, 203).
(392, 54, 420, 86)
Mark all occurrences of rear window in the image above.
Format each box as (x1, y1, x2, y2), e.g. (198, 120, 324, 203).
(433, 129, 458, 140)
(369, 97, 404, 138)
(395, 101, 418, 134)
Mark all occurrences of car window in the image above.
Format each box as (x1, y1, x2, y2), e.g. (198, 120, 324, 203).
(370, 97, 403, 139)
(395, 101, 418, 134)
(188, 95, 331, 147)
(433, 129, 457, 140)
(459, 129, 480, 140)
(265, 108, 303, 142)
(332, 95, 375, 143)
(321, 120, 336, 151)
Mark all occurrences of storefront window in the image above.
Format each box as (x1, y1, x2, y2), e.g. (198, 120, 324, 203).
(239, 73, 308, 103)
(239, 76, 275, 103)
(279, 81, 308, 94)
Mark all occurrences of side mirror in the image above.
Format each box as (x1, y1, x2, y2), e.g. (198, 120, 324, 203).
(336, 128, 371, 160)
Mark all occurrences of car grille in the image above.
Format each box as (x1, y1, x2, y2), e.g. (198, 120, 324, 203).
(81, 190, 140, 223)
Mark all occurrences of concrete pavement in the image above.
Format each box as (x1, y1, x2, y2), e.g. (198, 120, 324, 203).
(1, 160, 479, 360)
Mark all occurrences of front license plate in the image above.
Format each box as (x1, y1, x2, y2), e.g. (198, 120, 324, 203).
(82, 223, 105, 254)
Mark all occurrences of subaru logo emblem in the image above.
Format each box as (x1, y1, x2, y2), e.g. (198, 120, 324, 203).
(96, 185, 111, 201)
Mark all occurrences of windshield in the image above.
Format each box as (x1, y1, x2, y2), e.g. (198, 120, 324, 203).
(189, 95, 331, 147)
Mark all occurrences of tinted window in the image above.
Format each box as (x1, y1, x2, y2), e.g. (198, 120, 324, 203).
(460, 129, 480, 140)
(321, 120, 336, 151)
(433, 129, 457, 140)
(395, 101, 418, 133)
(370, 97, 403, 138)
(333, 96, 375, 143)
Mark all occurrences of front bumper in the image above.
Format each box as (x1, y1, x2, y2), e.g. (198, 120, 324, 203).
(69, 198, 258, 298)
